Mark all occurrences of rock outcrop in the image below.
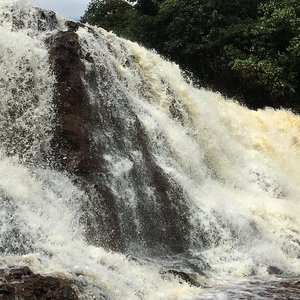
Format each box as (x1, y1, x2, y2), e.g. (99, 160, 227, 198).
(47, 19, 190, 254)
(47, 20, 123, 251)
(48, 22, 95, 175)
(0, 267, 78, 300)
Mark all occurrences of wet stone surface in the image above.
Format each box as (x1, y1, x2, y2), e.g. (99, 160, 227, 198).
(196, 277, 300, 299)
(0, 267, 79, 300)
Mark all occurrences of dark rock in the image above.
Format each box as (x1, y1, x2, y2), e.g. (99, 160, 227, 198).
(9, 8, 58, 31)
(267, 266, 283, 275)
(36, 8, 58, 31)
(165, 269, 201, 287)
(131, 119, 190, 254)
(47, 18, 191, 254)
(0, 267, 78, 300)
(47, 27, 123, 251)
(48, 21, 190, 253)
(48, 29, 95, 175)
(65, 21, 85, 32)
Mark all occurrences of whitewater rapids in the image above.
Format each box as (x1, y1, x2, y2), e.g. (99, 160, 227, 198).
(0, 1, 299, 299)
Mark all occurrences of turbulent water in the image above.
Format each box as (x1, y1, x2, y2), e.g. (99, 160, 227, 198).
(0, 1, 300, 299)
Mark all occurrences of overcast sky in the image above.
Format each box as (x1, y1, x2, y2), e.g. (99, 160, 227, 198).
(33, 0, 90, 19)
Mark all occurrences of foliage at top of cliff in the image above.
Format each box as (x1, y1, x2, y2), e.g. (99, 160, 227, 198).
(81, 0, 300, 111)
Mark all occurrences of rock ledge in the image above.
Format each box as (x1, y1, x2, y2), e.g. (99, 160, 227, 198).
(0, 267, 78, 300)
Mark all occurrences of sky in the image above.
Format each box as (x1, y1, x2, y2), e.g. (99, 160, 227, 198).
(33, 0, 90, 19)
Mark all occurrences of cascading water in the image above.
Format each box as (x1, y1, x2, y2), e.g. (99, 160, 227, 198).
(0, 1, 299, 299)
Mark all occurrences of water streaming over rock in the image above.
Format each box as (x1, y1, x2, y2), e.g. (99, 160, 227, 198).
(0, 1, 300, 299)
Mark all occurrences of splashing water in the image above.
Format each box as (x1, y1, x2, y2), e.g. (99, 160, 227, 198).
(0, 1, 299, 299)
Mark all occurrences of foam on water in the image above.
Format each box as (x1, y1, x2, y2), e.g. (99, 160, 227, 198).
(0, 1, 300, 299)
(78, 26, 300, 276)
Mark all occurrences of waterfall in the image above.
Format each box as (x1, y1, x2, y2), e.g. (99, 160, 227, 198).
(0, 1, 299, 299)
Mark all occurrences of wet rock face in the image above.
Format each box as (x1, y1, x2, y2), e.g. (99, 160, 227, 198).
(0, 267, 78, 300)
(165, 269, 201, 287)
(47, 19, 190, 255)
(48, 23, 123, 251)
(0, 7, 58, 31)
(48, 28, 94, 175)
(267, 266, 283, 275)
(35, 8, 58, 31)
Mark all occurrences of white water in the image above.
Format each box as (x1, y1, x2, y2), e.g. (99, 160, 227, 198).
(0, 1, 300, 299)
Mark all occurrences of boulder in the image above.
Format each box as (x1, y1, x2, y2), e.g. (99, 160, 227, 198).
(0, 267, 78, 300)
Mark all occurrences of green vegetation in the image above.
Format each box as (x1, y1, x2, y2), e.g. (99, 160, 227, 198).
(81, 0, 300, 110)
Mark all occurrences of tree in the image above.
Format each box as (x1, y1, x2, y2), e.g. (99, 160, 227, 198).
(81, 0, 300, 111)
(81, 0, 136, 38)
(226, 0, 300, 107)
